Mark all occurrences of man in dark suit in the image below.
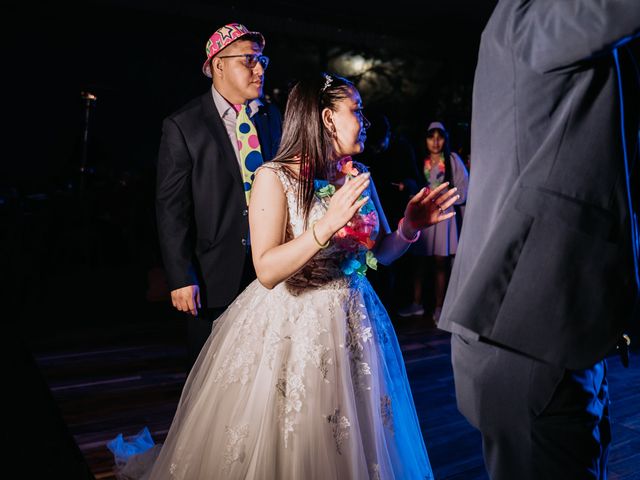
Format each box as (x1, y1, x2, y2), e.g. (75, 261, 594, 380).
(156, 23, 282, 368)
(439, 2, 640, 478)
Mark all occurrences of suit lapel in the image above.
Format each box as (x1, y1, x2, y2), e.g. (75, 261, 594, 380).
(200, 92, 244, 188)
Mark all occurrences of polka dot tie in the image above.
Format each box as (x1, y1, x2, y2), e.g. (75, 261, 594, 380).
(234, 103, 263, 205)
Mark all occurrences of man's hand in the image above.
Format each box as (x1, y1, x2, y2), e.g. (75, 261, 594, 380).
(171, 285, 201, 316)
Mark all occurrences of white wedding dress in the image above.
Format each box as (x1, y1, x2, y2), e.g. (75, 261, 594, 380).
(145, 162, 433, 479)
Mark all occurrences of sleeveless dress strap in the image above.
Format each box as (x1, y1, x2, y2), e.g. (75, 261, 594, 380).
(256, 162, 296, 195)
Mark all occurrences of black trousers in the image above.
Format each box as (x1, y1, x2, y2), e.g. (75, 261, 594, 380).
(451, 333, 610, 480)
(187, 251, 256, 370)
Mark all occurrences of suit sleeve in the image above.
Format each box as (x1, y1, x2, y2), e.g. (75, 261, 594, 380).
(514, 0, 640, 73)
(156, 117, 198, 290)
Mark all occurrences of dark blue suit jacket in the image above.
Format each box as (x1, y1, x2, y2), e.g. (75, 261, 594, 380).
(156, 91, 282, 308)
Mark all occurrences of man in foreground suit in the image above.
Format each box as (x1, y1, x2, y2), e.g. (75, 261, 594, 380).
(156, 23, 282, 369)
(439, 1, 640, 478)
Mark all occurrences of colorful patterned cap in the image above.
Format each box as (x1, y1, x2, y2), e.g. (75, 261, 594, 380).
(202, 23, 265, 78)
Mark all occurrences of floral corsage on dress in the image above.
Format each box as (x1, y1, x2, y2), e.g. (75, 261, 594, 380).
(314, 158, 379, 276)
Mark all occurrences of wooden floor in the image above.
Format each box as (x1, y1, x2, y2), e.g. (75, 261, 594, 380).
(32, 305, 640, 480)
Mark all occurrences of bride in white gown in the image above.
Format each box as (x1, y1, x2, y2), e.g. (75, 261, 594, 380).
(145, 73, 459, 479)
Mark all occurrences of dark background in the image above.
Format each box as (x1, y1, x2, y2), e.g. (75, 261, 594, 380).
(3, 0, 497, 340)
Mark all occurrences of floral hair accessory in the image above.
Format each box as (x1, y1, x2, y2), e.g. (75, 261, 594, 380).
(321, 73, 333, 92)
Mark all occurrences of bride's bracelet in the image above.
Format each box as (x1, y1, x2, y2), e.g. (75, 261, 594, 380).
(311, 221, 330, 249)
(397, 218, 421, 243)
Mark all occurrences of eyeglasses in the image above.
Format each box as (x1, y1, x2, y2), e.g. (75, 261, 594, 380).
(217, 53, 270, 70)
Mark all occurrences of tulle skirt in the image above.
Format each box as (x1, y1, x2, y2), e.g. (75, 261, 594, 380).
(146, 275, 433, 479)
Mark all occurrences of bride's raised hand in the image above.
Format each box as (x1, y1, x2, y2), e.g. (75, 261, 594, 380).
(320, 172, 371, 234)
(404, 182, 459, 231)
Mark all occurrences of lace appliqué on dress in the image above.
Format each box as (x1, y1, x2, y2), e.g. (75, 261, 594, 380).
(223, 424, 250, 472)
(276, 369, 305, 448)
(319, 350, 333, 383)
(214, 347, 257, 388)
(326, 408, 351, 455)
(380, 395, 394, 434)
(346, 297, 374, 392)
(275, 304, 334, 448)
(167, 446, 187, 478)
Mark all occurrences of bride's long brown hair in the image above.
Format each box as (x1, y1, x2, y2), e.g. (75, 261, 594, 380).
(271, 72, 355, 223)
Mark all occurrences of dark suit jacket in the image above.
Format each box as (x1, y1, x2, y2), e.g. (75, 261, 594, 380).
(440, 0, 640, 369)
(156, 91, 282, 309)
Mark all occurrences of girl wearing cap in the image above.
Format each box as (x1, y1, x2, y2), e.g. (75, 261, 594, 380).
(398, 122, 469, 324)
